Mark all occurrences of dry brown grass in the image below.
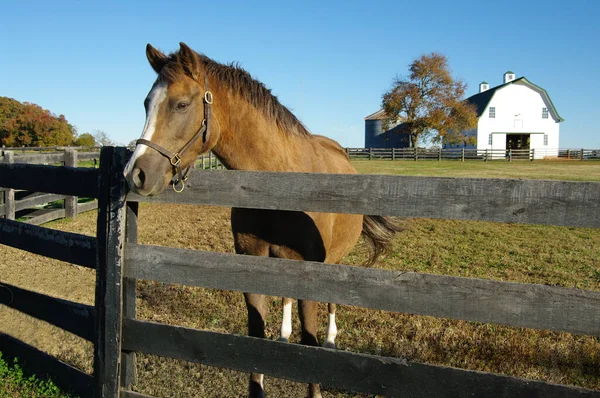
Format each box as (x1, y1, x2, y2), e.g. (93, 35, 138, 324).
(2, 160, 600, 396)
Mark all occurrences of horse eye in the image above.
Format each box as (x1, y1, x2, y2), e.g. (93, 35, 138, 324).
(176, 102, 189, 111)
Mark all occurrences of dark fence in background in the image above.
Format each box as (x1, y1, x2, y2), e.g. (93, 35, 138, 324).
(346, 147, 600, 161)
(0, 149, 100, 224)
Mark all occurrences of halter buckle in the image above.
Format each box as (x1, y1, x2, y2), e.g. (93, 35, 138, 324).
(204, 91, 214, 104)
(170, 153, 181, 167)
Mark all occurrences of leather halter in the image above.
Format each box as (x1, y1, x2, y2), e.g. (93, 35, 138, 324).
(136, 75, 213, 192)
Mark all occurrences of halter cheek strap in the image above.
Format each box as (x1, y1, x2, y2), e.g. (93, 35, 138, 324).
(136, 75, 213, 193)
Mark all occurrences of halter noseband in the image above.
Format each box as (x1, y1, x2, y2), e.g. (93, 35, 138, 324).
(136, 75, 213, 193)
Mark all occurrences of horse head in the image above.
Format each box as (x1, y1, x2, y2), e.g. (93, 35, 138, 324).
(124, 42, 217, 195)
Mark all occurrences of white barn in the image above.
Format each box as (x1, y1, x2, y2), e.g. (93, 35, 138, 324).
(448, 71, 563, 159)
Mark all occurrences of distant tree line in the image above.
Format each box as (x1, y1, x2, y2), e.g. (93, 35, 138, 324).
(0, 96, 114, 147)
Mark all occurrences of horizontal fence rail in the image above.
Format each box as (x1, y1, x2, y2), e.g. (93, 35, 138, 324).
(128, 170, 600, 228)
(0, 218, 97, 268)
(346, 147, 600, 161)
(122, 318, 600, 398)
(0, 282, 95, 341)
(13, 193, 66, 212)
(125, 243, 600, 337)
(0, 163, 98, 197)
(0, 333, 93, 397)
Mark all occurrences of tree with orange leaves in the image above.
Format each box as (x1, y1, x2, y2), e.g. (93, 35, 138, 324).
(382, 53, 478, 148)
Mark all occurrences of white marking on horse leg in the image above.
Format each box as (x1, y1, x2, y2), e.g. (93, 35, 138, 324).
(123, 81, 168, 178)
(258, 373, 264, 389)
(324, 313, 337, 348)
(279, 299, 292, 342)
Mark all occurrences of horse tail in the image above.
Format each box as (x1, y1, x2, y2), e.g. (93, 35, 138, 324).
(361, 215, 403, 266)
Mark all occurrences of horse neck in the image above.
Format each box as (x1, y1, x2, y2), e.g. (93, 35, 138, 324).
(210, 85, 311, 172)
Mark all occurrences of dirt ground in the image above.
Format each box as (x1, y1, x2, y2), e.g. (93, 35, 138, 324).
(1, 202, 600, 397)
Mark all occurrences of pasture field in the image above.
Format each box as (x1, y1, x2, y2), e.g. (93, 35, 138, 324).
(351, 159, 600, 181)
(1, 160, 600, 397)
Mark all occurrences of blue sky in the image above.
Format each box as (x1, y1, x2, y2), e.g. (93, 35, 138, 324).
(1, 0, 598, 148)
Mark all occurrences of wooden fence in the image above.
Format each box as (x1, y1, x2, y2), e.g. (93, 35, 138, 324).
(0, 149, 100, 224)
(0, 146, 600, 397)
(347, 147, 600, 161)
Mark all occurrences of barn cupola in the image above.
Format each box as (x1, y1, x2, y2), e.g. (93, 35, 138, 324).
(479, 81, 489, 93)
(504, 71, 516, 84)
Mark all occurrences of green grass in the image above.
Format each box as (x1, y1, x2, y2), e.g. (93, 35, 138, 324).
(0, 352, 72, 397)
(350, 159, 600, 181)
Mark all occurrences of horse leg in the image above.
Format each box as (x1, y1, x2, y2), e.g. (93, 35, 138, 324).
(323, 303, 337, 349)
(279, 297, 293, 342)
(298, 299, 322, 398)
(244, 292, 269, 398)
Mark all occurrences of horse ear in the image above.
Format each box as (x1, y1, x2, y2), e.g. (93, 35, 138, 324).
(146, 44, 167, 74)
(179, 42, 199, 80)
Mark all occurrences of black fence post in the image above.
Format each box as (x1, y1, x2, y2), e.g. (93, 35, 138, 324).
(121, 200, 138, 390)
(94, 147, 128, 398)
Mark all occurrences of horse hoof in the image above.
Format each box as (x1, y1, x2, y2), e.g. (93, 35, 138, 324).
(322, 341, 336, 349)
(277, 337, 289, 343)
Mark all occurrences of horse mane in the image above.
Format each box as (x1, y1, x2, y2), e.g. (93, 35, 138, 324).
(159, 49, 311, 137)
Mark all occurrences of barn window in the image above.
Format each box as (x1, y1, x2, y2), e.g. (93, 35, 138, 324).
(542, 108, 548, 119)
(544, 134, 548, 146)
(489, 107, 496, 118)
(488, 134, 493, 145)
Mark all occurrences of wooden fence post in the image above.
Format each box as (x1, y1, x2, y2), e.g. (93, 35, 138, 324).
(64, 149, 79, 219)
(392, 148, 396, 161)
(484, 149, 488, 162)
(121, 201, 138, 390)
(581, 148, 585, 161)
(414, 147, 418, 161)
(438, 148, 442, 161)
(94, 147, 128, 398)
(531, 148, 535, 162)
(5, 152, 15, 220)
(461, 148, 465, 162)
(369, 148, 373, 160)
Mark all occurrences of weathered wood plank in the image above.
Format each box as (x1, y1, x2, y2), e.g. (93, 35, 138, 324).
(0, 163, 98, 197)
(127, 171, 600, 227)
(12, 152, 65, 164)
(125, 243, 600, 337)
(24, 208, 66, 225)
(122, 319, 599, 397)
(0, 282, 95, 341)
(14, 193, 67, 211)
(78, 200, 98, 213)
(0, 333, 93, 397)
(121, 201, 138, 390)
(94, 147, 128, 398)
(0, 218, 96, 268)
(120, 390, 154, 398)
(4, 152, 15, 219)
(79, 151, 101, 161)
(64, 149, 78, 218)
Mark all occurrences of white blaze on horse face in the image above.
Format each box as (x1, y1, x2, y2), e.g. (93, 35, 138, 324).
(280, 300, 292, 341)
(325, 313, 337, 346)
(123, 81, 168, 178)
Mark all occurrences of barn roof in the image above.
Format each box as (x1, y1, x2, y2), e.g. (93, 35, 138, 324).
(466, 77, 564, 122)
(364, 109, 388, 120)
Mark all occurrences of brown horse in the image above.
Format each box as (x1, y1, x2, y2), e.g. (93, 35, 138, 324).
(124, 42, 400, 398)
